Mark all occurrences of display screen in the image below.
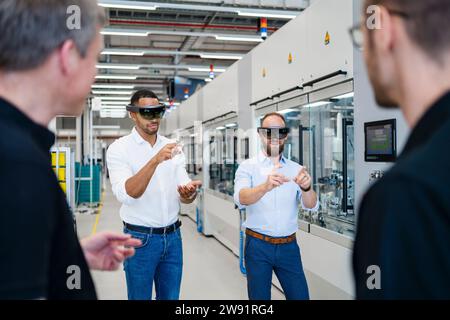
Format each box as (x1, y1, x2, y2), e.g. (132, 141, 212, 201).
(364, 119, 396, 162)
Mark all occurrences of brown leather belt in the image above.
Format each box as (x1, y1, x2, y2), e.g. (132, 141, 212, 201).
(245, 229, 296, 245)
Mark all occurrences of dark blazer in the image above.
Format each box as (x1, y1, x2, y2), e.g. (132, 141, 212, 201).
(353, 92, 450, 299)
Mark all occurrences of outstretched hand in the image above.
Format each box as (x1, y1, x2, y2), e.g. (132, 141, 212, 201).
(178, 180, 202, 200)
(80, 232, 142, 271)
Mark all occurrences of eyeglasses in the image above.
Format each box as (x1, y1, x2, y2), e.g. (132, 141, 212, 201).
(349, 24, 364, 51)
(126, 104, 166, 120)
(349, 8, 411, 51)
(257, 127, 290, 140)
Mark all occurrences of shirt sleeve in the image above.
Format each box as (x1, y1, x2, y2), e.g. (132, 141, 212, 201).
(299, 190, 320, 212)
(106, 143, 137, 205)
(233, 162, 252, 209)
(173, 151, 191, 186)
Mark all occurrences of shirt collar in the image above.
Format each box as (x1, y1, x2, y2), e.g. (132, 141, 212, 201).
(131, 126, 163, 147)
(0, 97, 55, 153)
(257, 150, 287, 165)
(401, 91, 450, 157)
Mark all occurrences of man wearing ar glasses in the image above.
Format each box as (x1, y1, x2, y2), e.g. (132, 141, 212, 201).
(234, 112, 319, 300)
(107, 89, 202, 300)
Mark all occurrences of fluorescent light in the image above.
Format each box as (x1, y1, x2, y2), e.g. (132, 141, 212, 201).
(93, 125, 121, 130)
(95, 75, 138, 80)
(94, 96, 130, 101)
(332, 92, 354, 100)
(215, 35, 263, 43)
(225, 123, 237, 128)
(92, 84, 135, 89)
(204, 78, 212, 82)
(100, 110, 127, 114)
(100, 115, 127, 119)
(101, 108, 126, 112)
(164, 102, 180, 107)
(92, 90, 134, 95)
(216, 126, 226, 130)
(96, 64, 141, 70)
(101, 103, 126, 111)
(278, 109, 297, 114)
(98, 1, 157, 11)
(188, 67, 226, 72)
(236, 10, 297, 19)
(101, 49, 145, 56)
(101, 30, 149, 37)
(99, 102, 127, 106)
(200, 53, 243, 60)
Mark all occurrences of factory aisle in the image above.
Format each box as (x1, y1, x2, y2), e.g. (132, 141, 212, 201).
(75, 182, 285, 300)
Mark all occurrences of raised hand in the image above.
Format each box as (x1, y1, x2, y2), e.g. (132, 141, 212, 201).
(294, 167, 312, 191)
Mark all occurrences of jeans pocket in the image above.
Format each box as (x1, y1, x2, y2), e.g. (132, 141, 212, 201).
(124, 229, 150, 249)
(175, 228, 182, 241)
(244, 236, 252, 255)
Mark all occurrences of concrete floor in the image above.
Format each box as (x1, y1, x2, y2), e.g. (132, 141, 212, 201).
(75, 182, 284, 300)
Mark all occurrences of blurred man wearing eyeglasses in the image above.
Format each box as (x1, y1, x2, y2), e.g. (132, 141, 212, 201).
(234, 112, 318, 300)
(106, 89, 202, 300)
(351, 0, 450, 299)
(0, 0, 142, 300)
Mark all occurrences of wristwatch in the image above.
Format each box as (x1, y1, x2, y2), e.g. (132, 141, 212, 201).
(300, 185, 312, 192)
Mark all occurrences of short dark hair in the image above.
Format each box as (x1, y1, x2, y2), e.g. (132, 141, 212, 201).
(0, 0, 105, 72)
(365, 0, 450, 63)
(131, 89, 160, 105)
(260, 112, 286, 127)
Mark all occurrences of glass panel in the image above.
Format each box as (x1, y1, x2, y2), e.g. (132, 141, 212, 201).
(180, 129, 197, 178)
(208, 123, 238, 197)
(299, 93, 356, 238)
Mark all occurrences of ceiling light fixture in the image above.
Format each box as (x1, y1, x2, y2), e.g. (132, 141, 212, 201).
(200, 53, 243, 60)
(92, 84, 135, 89)
(236, 10, 297, 19)
(92, 90, 134, 95)
(100, 30, 149, 37)
(96, 64, 141, 70)
(98, 1, 158, 11)
(188, 67, 226, 73)
(101, 49, 146, 56)
(215, 35, 263, 43)
(95, 75, 138, 80)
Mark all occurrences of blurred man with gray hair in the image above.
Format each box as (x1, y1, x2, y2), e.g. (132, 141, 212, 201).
(0, 0, 141, 299)
(352, 0, 450, 299)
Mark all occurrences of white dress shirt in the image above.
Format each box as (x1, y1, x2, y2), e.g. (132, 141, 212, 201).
(106, 127, 191, 228)
(234, 151, 319, 237)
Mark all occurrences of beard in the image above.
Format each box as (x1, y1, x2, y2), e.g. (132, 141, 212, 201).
(137, 120, 159, 136)
(265, 142, 285, 157)
(370, 71, 399, 108)
(365, 41, 399, 109)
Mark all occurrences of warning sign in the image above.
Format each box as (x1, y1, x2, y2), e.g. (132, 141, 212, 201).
(288, 53, 293, 64)
(262, 68, 267, 78)
(325, 32, 331, 45)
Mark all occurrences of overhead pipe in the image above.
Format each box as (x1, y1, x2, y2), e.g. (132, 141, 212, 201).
(109, 19, 279, 32)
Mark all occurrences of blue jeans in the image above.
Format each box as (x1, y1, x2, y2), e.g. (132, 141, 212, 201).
(244, 233, 309, 300)
(123, 227, 183, 300)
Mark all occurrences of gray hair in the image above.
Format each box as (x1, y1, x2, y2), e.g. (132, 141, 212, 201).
(0, 0, 105, 72)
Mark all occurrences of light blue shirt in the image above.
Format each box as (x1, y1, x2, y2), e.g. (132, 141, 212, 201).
(234, 152, 319, 237)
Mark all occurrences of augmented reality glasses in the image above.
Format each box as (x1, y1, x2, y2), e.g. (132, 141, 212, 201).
(126, 104, 166, 120)
(257, 127, 290, 139)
